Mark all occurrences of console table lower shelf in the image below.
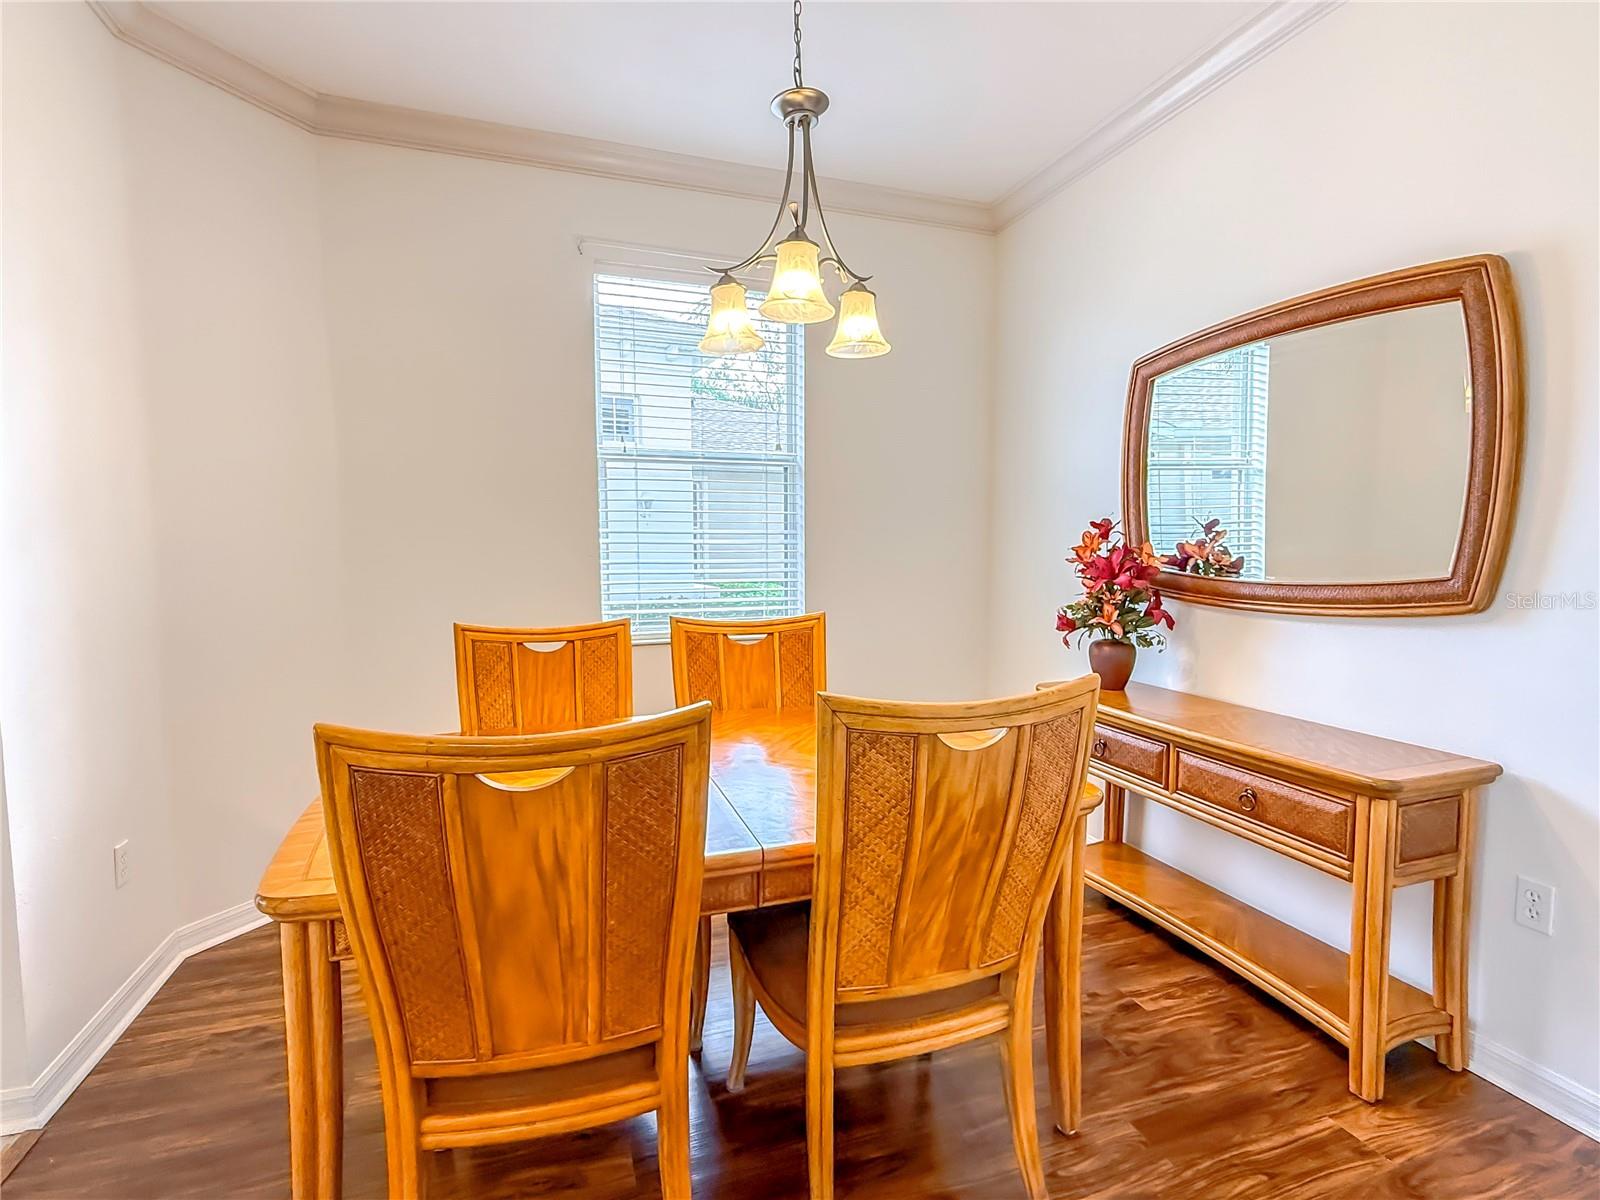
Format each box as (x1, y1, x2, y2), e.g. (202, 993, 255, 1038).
(1084, 842, 1450, 1059)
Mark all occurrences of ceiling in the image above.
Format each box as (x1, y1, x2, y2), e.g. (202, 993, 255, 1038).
(150, 1, 1270, 205)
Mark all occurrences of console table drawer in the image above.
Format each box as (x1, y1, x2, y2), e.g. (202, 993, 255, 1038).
(1091, 724, 1169, 784)
(1176, 753, 1354, 860)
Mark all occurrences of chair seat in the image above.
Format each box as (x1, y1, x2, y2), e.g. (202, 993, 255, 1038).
(727, 902, 1003, 1038)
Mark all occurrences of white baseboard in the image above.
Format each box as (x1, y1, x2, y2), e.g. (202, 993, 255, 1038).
(1463, 1032, 1600, 1142)
(0, 901, 268, 1135)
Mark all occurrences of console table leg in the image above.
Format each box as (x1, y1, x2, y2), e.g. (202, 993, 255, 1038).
(1349, 799, 1397, 1102)
(1432, 788, 1477, 1070)
(1100, 784, 1126, 844)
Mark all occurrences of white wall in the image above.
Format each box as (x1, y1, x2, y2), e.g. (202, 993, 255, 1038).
(314, 138, 996, 736)
(1263, 304, 1469, 581)
(1, 0, 339, 1103)
(117, 34, 346, 924)
(1, 758, 29, 1093)
(987, 0, 1599, 1117)
(3, 0, 185, 1087)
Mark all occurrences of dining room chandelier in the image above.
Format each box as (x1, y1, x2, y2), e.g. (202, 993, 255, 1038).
(698, 0, 890, 360)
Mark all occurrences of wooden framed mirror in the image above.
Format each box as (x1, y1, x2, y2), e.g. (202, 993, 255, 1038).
(1122, 255, 1522, 617)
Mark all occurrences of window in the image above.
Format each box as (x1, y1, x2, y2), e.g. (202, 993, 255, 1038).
(593, 273, 804, 641)
(599, 395, 636, 443)
(1146, 343, 1269, 578)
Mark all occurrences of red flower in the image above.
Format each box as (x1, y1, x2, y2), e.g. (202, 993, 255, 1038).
(1056, 612, 1076, 633)
(1147, 592, 1175, 630)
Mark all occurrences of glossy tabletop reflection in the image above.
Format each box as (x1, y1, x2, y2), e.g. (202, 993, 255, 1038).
(708, 709, 818, 867)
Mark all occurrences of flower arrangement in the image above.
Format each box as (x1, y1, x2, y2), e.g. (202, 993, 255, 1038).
(1056, 518, 1175, 649)
(1162, 517, 1246, 577)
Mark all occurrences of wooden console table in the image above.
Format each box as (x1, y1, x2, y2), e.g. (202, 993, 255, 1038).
(1065, 682, 1499, 1102)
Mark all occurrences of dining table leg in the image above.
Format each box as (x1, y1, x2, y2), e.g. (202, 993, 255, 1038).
(280, 919, 344, 1200)
(1042, 811, 1090, 1135)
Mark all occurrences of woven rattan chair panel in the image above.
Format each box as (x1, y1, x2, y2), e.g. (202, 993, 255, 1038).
(349, 768, 477, 1065)
(981, 710, 1085, 964)
(601, 747, 684, 1038)
(836, 731, 916, 989)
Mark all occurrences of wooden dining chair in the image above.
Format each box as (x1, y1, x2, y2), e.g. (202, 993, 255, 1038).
(723, 678, 1100, 1200)
(453, 618, 633, 735)
(668, 611, 826, 1051)
(316, 703, 712, 1200)
(668, 612, 826, 713)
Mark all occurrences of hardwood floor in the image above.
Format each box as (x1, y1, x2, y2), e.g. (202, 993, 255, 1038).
(7, 894, 1594, 1199)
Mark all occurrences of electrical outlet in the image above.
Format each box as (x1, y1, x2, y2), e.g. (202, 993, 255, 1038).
(1514, 875, 1553, 935)
(113, 840, 130, 889)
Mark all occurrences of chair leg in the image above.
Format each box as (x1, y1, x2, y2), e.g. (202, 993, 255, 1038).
(999, 1006, 1047, 1200)
(656, 1074, 693, 1199)
(386, 1121, 427, 1200)
(726, 932, 756, 1093)
(805, 1046, 836, 1200)
(689, 915, 711, 1054)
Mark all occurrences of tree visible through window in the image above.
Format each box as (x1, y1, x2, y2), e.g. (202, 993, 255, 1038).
(593, 273, 804, 641)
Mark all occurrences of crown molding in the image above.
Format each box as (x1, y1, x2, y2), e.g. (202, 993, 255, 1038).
(89, 0, 1337, 238)
(89, 0, 317, 129)
(992, 0, 1343, 229)
(311, 91, 996, 233)
(87, 0, 995, 234)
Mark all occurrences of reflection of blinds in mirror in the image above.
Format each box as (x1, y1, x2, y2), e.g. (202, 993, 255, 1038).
(594, 273, 805, 643)
(1146, 345, 1269, 578)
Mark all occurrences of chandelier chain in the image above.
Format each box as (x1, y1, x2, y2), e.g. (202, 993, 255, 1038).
(793, 0, 804, 88)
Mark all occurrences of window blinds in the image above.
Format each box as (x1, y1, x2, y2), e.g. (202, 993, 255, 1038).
(593, 273, 805, 642)
(1146, 344, 1269, 578)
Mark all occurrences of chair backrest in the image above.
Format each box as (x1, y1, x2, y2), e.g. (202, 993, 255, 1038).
(668, 612, 826, 712)
(317, 704, 712, 1079)
(454, 619, 633, 734)
(810, 677, 1100, 1009)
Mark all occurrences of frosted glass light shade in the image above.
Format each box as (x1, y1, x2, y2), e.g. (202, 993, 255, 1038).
(825, 283, 891, 358)
(759, 237, 835, 324)
(698, 275, 765, 355)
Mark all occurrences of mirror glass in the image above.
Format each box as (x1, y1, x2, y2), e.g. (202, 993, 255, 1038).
(1144, 301, 1472, 584)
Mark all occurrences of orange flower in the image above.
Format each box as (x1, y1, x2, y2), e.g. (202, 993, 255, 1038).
(1072, 528, 1105, 563)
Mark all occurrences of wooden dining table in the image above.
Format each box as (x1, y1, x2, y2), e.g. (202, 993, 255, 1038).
(256, 709, 1103, 1199)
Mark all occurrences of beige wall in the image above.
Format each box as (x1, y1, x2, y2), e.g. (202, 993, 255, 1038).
(987, 0, 1598, 1109)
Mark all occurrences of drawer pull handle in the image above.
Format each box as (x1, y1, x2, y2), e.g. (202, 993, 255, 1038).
(1237, 787, 1258, 813)
(1092, 738, 1108, 758)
